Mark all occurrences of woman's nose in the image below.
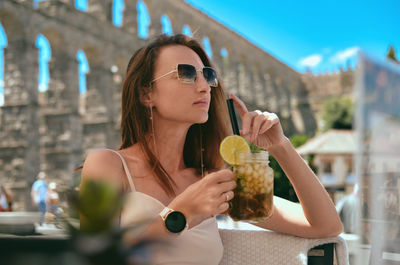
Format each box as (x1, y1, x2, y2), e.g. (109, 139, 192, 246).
(196, 73, 211, 93)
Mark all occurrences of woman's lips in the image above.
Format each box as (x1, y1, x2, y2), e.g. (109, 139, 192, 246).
(193, 99, 209, 107)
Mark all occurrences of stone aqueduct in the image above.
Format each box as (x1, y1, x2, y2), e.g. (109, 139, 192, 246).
(0, 0, 323, 210)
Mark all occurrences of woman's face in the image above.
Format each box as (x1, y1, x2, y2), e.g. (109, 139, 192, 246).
(150, 45, 212, 125)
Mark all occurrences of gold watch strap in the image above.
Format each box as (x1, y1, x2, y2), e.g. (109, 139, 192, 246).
(159, 207, 174, 220)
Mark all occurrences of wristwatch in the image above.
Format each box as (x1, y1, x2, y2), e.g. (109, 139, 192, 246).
(159, 207, 188, 234)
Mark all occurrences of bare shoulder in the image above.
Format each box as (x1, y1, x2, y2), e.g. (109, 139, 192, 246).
(81, 149, 124, 188)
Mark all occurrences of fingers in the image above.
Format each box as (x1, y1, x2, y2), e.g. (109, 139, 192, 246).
(259, 112, 279, 134)
(219, 190, 234, 204)
(241, 111, 257, 135)
(218, 181, 237, 193)
(240, 110, 278, 141)
(250, 110, 265, 141)
(216, 202, 229, 215)
(206, 169, 234, 184)
(229, 94, 279, 139)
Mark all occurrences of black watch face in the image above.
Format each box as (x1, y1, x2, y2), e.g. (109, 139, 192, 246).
(165, 211, 187, 233)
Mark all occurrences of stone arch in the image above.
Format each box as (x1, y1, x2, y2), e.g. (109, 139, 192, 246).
(237, 57, 252, 103)
(293, 78, 317, 136)
(219, 47, 229, 85)
(79, 43, 115, 151)
(0, 9, 24, 42)
(0, 23, 7, 107)
(41, 28, 67, 56)
(182, 24, 192, 37)
(0, 9, 27, 105)
(0, 8, 43, 209)
(35, 34, 51, 93)
(252, 65, 265, 108)
(234, 62, 243, 97)
(136, 0, 150, 39)
(271, 73, 283, 115)
(112, 0, 125, 27)
(160, 14, 173, 35)
(142, 1, 166, 37)
(263, 71, 278, 113)
(76, 49, 90, 95)
(202, 36, 213, 59)
(81, 43, 103, 67)
(280, 78, 291, 118)
(110, 55, 129, 148)
(75, 0, 88, 12)
(86, 0, 113, 22)
(110, 55, 129, 112)
(39, 27, 79, 111)
(277, 76, 297, 135)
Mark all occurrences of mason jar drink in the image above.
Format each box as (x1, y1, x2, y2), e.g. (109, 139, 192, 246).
(228, 151, 274, 222)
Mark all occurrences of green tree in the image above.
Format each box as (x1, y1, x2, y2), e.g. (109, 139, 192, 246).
(321, 96, 354, 131)
(272, 134, 311, 202)
(386, 45, 399, 64)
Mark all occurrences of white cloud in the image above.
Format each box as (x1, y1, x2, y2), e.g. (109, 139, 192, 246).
(299, 54, 323, 67)
(0, 93, 4, 106)
(330, 46, 360, 63)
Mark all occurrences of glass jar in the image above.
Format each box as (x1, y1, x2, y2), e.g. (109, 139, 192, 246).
(228, 151, 274, 222)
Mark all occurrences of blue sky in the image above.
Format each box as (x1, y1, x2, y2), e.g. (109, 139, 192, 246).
(1, 0, 398, 106)
(185, 0, 400, 74)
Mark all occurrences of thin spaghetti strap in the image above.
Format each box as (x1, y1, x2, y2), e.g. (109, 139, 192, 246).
(106, 149, 136, 191)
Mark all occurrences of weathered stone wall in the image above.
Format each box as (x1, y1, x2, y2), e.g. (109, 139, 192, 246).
(0, 0, 323, 210)
(302, 67, 355, 128)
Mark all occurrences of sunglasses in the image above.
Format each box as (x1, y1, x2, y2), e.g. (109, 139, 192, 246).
(151, 64, 219, 87)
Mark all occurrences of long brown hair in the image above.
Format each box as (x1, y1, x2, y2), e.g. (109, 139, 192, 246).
(120, 34, 230, 196)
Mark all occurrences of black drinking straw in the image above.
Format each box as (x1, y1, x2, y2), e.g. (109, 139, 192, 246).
(226, 98, 240, 135)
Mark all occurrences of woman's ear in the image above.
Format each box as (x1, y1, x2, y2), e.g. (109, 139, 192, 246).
(139, 90, 153, 107)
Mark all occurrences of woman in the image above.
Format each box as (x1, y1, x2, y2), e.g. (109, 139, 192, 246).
(81, 34, 342, 264)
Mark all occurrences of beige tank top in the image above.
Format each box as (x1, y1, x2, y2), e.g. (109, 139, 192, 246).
(109, 150, 224, 265)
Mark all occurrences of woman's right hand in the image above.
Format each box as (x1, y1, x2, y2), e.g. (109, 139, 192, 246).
(168, 169, 236, 228)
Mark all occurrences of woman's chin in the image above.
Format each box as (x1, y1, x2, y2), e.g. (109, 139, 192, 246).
(188, 116, 208, 125)
(197, 114, 209, 124)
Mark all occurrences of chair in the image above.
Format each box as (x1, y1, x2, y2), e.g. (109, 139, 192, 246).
(219, 229, 349, 265)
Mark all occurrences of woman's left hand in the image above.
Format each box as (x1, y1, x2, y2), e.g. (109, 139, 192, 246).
(230, 94, 288, 150)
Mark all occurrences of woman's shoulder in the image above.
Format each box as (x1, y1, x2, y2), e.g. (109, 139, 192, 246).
(81, 148, 124, 185)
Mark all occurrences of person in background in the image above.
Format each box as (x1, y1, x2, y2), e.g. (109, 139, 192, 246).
(0, 185, 13, 212)
(31, 172, 47, 225)
(336, 184, 359, 234)
(47, 182, 63, 226)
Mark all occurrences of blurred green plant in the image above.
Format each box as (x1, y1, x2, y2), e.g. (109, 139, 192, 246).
(321, 96, 354, 131)
(271, 134, 316, 202)
(65, 179, 153, 265)
(69, 180, 124, 234)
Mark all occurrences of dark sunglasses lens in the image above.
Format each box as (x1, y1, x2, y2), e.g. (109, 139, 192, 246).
(203, 67, 218, 87)
(177, 64, 197, 82)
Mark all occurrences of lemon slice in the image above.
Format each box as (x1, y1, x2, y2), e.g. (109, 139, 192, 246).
(219, 135, 251, 165)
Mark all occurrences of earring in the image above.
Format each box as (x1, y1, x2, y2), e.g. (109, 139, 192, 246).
(200, 125, 205, 178)
(149, 104, 153, 121)
(149, 104, 158, 156)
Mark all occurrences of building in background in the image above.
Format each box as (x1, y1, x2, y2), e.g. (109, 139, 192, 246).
(296, 129, 356, 202)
